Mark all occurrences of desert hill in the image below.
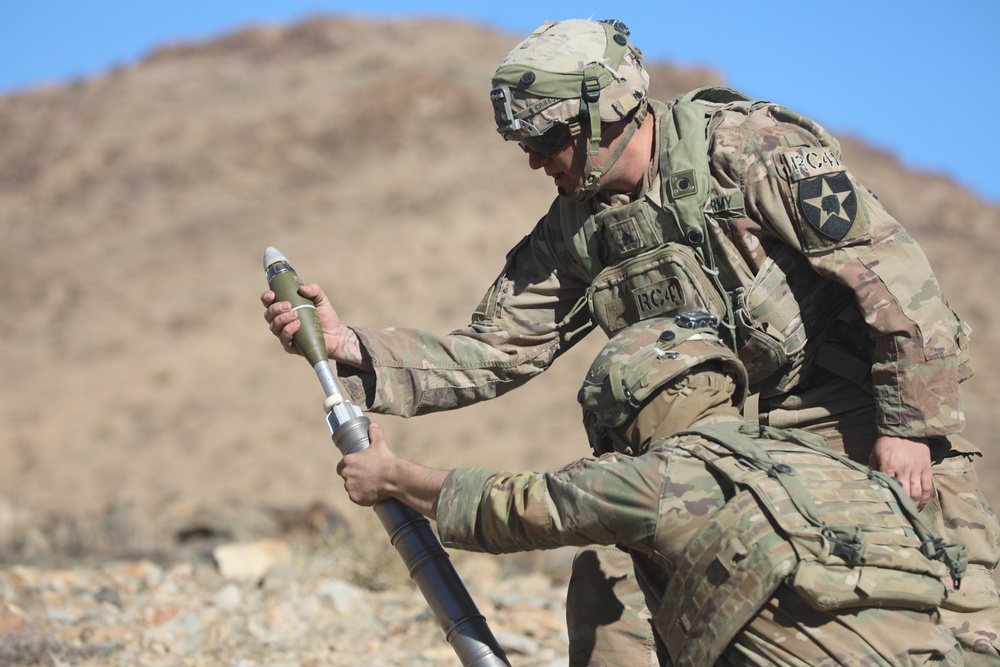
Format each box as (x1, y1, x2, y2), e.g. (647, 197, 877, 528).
(1, 16, 998, 557)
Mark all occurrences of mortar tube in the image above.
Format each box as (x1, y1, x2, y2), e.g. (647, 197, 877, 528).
(330, 413, 511, 666)
(264, 247, 510, 665)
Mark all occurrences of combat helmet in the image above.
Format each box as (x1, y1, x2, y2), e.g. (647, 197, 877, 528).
(578, 311, 749, 454)
(490, 18, 650, 201)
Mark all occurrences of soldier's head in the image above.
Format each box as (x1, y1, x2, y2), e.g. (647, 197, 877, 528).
(490, 19, 650, 201)
(578, 312, 748, 456)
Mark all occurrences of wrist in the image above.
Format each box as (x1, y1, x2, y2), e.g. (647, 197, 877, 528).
(876, 435, 928, 445)
(334, 328, 374, 371)
(381, 457, 406, 500)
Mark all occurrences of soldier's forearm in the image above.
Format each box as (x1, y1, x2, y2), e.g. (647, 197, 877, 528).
(335, 328, 374, 372)
(384, 458, 450, 520)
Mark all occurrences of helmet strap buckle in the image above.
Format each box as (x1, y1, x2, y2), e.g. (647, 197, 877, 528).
(490, 84, 520, 136)
(582, 76, 601, 104)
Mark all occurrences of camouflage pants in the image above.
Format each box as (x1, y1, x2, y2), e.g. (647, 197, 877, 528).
(921, 447, 1000, 666)
(564, 376, 1000, 665)
(566, 544, 664, 667)
(722, 585, 964, 666)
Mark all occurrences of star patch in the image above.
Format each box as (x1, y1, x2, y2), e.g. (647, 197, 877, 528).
(798, 172, 858, 241)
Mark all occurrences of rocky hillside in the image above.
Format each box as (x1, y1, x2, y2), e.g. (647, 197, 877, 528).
(0, 16, 998, 665)
(0, 16, 735, 530)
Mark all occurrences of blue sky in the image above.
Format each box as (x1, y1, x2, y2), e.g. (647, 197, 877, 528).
(2, 1, 998, 204)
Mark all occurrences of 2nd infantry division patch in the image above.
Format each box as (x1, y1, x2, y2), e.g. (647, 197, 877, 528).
(780, 146, 870, 251)
(799, 172, 858, 242)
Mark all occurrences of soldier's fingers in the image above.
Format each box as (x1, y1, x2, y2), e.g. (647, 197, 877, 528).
(268, 308, 298, 334)
(889, 475, 903, 497)
(917, 469, 933, 509)
(298, 282, 321, 299)
(890, 465, 925, 507)
(906, 476, 923, 506)
(868, 449, 884, 471)
(260, 290, 275, 307)
(269, 316, 301, 355)
(263, 299, 291, 326)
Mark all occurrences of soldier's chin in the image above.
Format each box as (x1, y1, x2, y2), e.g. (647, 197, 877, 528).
(558, 184, 595, 202)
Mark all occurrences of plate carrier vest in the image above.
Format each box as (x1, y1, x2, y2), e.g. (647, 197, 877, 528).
(653, 421, 967, 667)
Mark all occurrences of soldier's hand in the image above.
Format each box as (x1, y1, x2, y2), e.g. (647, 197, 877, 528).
(337, 423, 397, 506)
(261, 283, 372, 370)
(870, 436, 933, 508)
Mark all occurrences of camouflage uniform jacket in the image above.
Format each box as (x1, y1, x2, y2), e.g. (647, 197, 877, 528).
(435, 416, 962, 666)
(340, 90, 970, 439)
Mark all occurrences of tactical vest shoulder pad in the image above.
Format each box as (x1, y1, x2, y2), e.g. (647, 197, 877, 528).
(675, 86, 753, 107)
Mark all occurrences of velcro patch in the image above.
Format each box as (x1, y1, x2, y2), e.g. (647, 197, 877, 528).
(781, 147, 845, 181)
(798, 172, 859, 242)
(632, 277, 686, 320)
(607, 217, 645, 256)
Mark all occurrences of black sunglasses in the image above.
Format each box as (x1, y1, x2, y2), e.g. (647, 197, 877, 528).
(518, 124, 573, 157)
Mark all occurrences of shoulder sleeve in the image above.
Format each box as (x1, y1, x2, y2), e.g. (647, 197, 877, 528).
(338, 204, 596, 417)
(436, 453, 662, 553)
(711, 104, 969, 437)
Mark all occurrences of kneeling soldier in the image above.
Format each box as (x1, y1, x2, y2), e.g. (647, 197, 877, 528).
(338, 313, 969, 666)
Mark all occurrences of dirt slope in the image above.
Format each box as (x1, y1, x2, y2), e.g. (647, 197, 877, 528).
(1, 16, 997, 553)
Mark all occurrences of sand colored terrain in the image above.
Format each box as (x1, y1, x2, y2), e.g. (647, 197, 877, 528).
(1, 17, 997, 559)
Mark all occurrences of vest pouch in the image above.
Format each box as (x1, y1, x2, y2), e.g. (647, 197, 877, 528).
(735, 309, 788, 387)
(587, 244, 727, 337)
(790, 560, 947, 612)
(736, 244, 851, 391)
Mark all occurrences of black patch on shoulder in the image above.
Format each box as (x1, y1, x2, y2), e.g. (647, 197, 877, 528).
(798, 172, 858, 242)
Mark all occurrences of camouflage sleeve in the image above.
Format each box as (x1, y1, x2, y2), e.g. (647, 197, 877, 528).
(435, 453, 662, 554)
(711, 104, 969, 438)
(337, 205, 595, 417)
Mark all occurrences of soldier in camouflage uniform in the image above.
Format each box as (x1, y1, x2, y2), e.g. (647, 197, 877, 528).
(337, 314, 969, 666)
(263, 18, 1000, 665)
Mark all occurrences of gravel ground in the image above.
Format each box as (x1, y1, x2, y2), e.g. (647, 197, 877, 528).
(0, 509, 576, 667)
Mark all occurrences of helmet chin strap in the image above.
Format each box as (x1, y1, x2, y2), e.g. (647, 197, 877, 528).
(561, 101, 649, 202)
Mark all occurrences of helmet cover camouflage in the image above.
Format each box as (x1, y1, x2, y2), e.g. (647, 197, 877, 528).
(578, 312, 749, 449)
(490, 18, 649, 141)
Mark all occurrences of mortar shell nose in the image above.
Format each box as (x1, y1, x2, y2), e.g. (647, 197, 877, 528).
(263, 246, 287, 268)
